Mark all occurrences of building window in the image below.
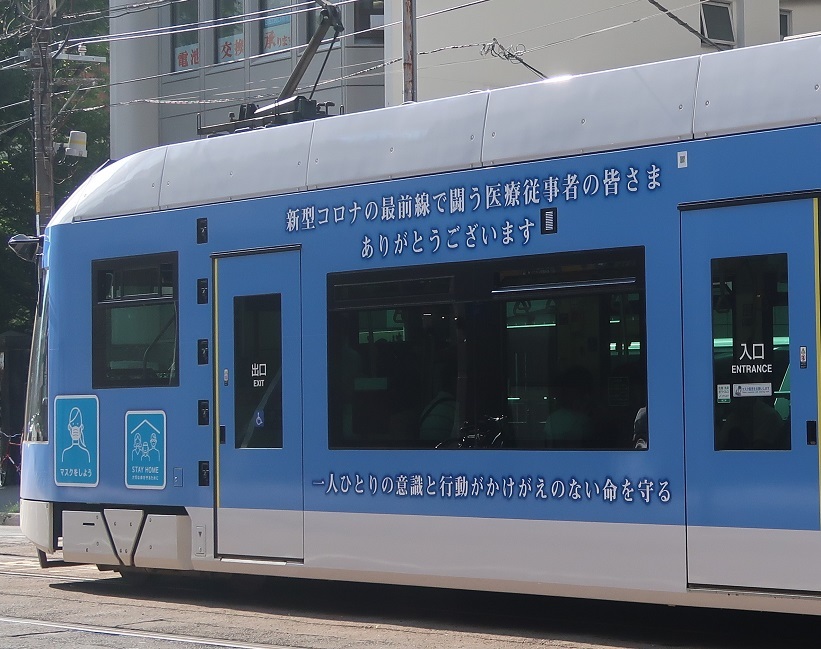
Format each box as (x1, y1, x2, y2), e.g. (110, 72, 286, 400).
(261, 0, 292, 55)
(700, 1, 735, 47)
(92, 253, 179, 389)
(172, 0, 200, 71)
(780, 9, 792, 40)
(327, 248, 648, 451)
(354, 0, 383, 44)
(216, 0, 245, 63)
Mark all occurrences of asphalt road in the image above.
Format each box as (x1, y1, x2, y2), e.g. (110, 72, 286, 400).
(2, 525, 821, 648)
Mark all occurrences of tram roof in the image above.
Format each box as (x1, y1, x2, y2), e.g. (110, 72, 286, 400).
(51, 33, 821, 227)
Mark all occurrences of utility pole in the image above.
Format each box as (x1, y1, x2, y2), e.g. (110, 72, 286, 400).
(31, 0, 55, 236)
(403, 0, 417, 102)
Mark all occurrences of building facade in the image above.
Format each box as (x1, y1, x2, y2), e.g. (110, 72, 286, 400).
(384, 0, 821, 106)
(110, 0, 385, 159)
(110, 1, 821, 160)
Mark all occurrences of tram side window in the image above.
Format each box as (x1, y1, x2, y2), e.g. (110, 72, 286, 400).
(328, 248, 648, 450)
(712, 254, 790, 450)
(92, 253, 179, 389)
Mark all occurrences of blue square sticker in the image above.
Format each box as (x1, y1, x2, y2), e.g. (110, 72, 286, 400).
(54, 395, 99, 487)
(125, 411, 166, 489)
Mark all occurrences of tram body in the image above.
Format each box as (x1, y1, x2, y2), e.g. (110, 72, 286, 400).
(19, 34, 821, 614)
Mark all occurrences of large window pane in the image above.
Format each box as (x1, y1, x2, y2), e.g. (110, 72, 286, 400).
(712, 254, 790, 450)
(261, 0, 291, 54)
(172, 0, 200, 71)
(354, 0, 384, 44)
(328, 248, 648, 450)
(216, 0, 245, 62)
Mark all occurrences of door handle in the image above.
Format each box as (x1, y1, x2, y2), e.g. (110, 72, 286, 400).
(807, 420, 817, 446)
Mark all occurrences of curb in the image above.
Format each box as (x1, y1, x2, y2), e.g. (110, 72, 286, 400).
(0, 513, 20, 526)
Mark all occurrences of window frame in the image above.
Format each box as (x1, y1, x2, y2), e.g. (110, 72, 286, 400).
(780, 9, 793, 41)
(91, 252, 180, 390)
(353, 0, 384, 44)
(700, 1, 736, 48)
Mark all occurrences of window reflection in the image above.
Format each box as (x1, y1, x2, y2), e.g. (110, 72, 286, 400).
(216, 0, 245, 62)
(172, 0, 199, 71)
(92, 254, 179, 389)
(712, 254, 790, 450)
(328, 249, 648, 450)
(233, 294, 283, 449)
(261, 0, 291, 54)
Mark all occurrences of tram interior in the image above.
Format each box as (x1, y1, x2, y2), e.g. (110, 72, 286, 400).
(328, 249, 649, 450)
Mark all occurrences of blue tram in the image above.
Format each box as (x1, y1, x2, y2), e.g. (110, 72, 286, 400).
(16, 34, 821, 614)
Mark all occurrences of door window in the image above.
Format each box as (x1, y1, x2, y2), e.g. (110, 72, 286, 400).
(233, 294, 283, 449)
(711, 254, 790, 450)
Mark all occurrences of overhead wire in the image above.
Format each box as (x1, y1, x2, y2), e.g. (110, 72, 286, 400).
(255, 0, 708, 99)
(645, 0, 723, 50)
(0, 0, 326, 43)
(0, 116, 31, 135)
(66, 1, 352, 45)
(1, 0, 192, 39)
(410, 0, 712, 74)
(8, 0, 700, 112)
(527, 0, 710, 54)
(2, 1, 718, 127)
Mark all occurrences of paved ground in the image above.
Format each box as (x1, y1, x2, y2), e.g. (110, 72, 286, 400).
(0, 526, 676, 649)
(0, 483, 19, 525)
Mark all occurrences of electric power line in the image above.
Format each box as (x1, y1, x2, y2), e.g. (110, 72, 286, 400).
(67, 0, 351, 46)
(645, 0, 723, 50)
(2, 1, 721, 136)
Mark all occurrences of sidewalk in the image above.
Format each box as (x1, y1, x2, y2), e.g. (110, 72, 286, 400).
(0, 483, 20, 526)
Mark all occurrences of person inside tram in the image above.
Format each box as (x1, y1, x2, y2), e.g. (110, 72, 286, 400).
(544, 367, 595, 447)
(419, 360, 458, 444)
(632, 406, 648, 450)
(718, 395, 787, 450)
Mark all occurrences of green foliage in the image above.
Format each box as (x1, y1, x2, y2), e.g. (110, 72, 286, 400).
(0, 67, 36, 334)
(0, 1, 110, 335)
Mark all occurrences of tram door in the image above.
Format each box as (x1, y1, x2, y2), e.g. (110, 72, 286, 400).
(682, 199, 821, 591)
(213, 247, 303, 559)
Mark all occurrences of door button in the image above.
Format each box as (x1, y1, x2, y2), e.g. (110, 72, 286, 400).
(807, 420, 817, 446)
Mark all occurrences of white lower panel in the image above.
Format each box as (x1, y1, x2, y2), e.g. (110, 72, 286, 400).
(305, 511, 686, 593)
(20, 499, 53, 553)
(181, 508, 821, 613)
(134, 514, 193, 570)
(217, 508, 303, 559)
(62, 511, 118, 565)
(688, 526, 821, 591)
(104, 509, 143, 566)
